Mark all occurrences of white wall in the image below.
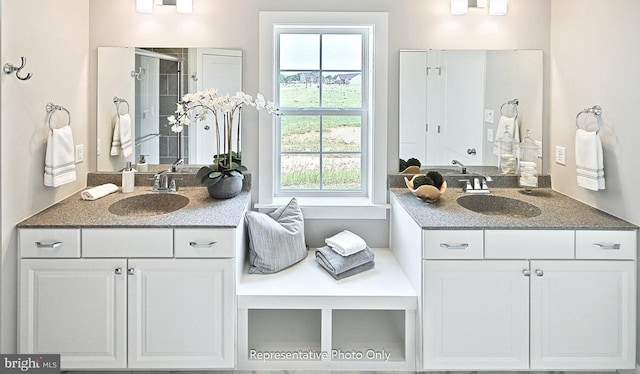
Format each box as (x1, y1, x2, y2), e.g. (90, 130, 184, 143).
(0, 0, 90, 352)
(549, 1, 640, 367)
(88, 0, 551, 248)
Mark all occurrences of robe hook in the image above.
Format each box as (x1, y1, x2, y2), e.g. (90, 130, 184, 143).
(3, 57, 33, 81)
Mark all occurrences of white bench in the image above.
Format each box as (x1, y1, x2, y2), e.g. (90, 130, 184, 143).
(236, 248, 417, 371)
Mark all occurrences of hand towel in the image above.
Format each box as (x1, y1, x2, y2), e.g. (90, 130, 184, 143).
(44, 126, 76, 187)
(81, 183, 119, 201)
(315, 245, 374, 276)
(317, 259, 375, 280)
(110, 113, 133, 157)
(575, 128, 605, 191)
(492, 115, 520, 156)
(324, 230, 367, 256)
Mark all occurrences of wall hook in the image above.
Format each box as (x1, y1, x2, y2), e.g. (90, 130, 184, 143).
(3, 57, 33, 81)
(131, 67, 145, 81)
(191, 72, 199, 81)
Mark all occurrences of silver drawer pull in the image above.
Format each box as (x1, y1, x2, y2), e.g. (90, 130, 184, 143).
(35, 241, 63, 249)
(439, 243, 469, 250)
(189, 241, 218, 249)
(592, 243, 621, 250)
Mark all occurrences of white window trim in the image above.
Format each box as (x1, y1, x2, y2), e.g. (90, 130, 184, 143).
(258, 11, 389, 219)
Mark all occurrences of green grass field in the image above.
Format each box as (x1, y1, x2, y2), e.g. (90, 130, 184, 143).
(279, 83, 362, 190)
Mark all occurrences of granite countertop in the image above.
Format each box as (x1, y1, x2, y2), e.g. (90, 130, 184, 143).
(18, 186, 250, 228)
(391, 187, 638, 230)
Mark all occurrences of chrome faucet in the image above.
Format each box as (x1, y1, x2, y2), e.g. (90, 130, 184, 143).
(452, 159, 467, 174)
(171, 158, 184, 172)
(151, 170, 178, 192)
(459, 173, 492, 194)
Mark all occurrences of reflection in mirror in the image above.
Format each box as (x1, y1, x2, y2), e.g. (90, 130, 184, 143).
(97, 47, 242, 171)
(399, 49, 543, 174)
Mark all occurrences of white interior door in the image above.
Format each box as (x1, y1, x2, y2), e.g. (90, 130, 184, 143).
(441, 50, 485, 165)
(189, 48, 243, 164)
(19, 259, 127, 369)
(127, 259, 235, 369)
(135, 55, 160, 164)
(423, 260, 530, 370)
(530, 260, 636, 370)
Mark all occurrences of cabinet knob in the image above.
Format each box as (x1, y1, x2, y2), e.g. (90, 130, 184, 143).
(127, 268, 135, 275)
(535, 269, 544, 277)
(115, 268, 123, 275)
(523, 269, 531, 277)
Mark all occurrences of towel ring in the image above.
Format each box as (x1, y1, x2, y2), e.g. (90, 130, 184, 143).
(575, 105, 602, 134)
(500, 98, 519, 118)
(45, 102, 71, 131)
(113, 96, 130, 115)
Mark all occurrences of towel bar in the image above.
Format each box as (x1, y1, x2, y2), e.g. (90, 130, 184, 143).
(575, 105, 602, 133)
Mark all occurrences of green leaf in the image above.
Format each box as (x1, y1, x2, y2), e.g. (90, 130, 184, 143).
(237, 165, 248, 172)
(202, 174, 222, 187)
(208, 171, 222, 179)
(196, 166, 212, 181)
(229, 170, 244, 179)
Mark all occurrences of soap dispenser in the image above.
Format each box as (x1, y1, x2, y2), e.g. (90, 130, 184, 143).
(122, 161, 135, 193)
(499, 125, 517, 175)
(137, 154, 148, 172)
(518, 129, 539, 192)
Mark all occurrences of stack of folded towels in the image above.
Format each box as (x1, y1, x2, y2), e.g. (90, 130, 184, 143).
(315, 230, 375, 280)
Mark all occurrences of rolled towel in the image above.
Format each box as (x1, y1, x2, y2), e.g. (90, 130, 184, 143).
(315, 245, 374, 276)
(325, 230, 367, 256)
(318, 259, 375, 280)
(81, 183, 119, 201)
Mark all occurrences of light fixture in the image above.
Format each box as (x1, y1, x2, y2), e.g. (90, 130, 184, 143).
(450, 0, 508, 15)
(489, 0, 508, 15)
(136, 0, 153, 13)
(451, 0, 468, 15)
(176, 0, 192, 14)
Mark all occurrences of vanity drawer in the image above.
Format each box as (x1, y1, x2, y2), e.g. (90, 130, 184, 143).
(485, 230, 574, 259)
(422, 230, 484, 259)
(174, 228, 235, 258)
(82, 228, 173, 258)
(576, 230, 637, 260)
(19, 228, 81, 258)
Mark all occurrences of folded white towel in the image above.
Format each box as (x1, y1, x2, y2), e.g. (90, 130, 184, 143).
(44, 126, 76, 187)
(81, 183, 119, 201)
(110, 114, 133, 157)
(492, 115, 521, 156)
(325, 230, 367, 257)
(575, 128, 605, 191)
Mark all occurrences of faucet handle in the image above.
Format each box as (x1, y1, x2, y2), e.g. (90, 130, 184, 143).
(458, 179, 473, 192)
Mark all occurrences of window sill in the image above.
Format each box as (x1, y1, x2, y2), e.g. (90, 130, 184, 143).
(254, 197, 389, 219)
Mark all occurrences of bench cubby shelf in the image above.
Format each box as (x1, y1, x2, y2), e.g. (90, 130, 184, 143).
(237, 248, 417, 371)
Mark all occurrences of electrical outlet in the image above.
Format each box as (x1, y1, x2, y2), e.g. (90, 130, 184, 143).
(487, 128, 494, 142)
(535, 140, 542, 158)
(484, 109, 494, 124)
(555, 145, 566, 165)
(75, 144, 84, 164)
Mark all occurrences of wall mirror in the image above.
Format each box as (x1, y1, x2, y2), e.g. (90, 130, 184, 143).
(399, 49, 543, 174)
(97, 47, 243, 172)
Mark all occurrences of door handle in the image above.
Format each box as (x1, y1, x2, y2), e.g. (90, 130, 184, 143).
(467, 148, 477, 155)
(523, 269, 531, 277)
(128, 268, 135, 275)
(535, 269, 544, 277)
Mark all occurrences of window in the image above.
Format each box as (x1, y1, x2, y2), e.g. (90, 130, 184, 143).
(276, 28, 369, 196)
(258, 12, 388, 218)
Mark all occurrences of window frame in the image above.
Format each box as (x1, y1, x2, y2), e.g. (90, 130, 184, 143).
(258, 12, 389, 219)
(274, 27, 370, 197)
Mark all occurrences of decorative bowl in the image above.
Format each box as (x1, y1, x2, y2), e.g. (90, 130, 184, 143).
(400, 165, 421, 174)
(404, 175, 447, 203)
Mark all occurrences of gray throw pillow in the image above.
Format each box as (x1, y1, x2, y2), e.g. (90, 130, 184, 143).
(245, 198, 307, 274)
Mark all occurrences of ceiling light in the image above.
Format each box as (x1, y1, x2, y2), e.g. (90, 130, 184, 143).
(451, 0, 468, 15)
(136, 0, 153, 13)
(176, 0, 192, 13)
(489, 0, 508, 15)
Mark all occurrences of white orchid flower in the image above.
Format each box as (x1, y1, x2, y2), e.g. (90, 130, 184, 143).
(171, 123, 183, 133)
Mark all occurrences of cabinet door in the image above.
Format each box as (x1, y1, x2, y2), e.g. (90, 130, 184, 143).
(423, 260, 530, 370)
(530, 260, 636, 370)
(127, 259, 234, 369)
(19, 259, 127, 369)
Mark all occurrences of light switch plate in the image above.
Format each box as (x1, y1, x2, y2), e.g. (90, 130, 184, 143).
(75, 144, 84, 164)
(487, 128, 494, 142)
(555, 145, 566, 165)
(535, 140, 542, 158)
(484, 109, 494, 124)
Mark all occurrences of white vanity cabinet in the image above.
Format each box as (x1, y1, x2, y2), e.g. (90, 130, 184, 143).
(390, 195, 637, 371)
(18, 227, 238, 370)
